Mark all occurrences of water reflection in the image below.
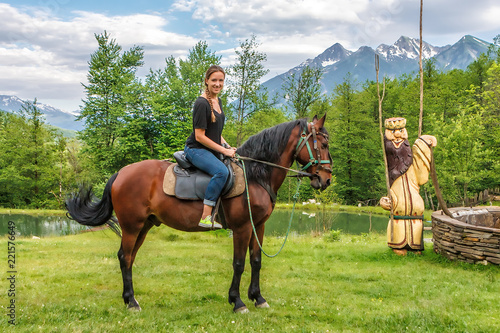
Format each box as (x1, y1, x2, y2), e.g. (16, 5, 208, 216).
(265, 210, 389, 235)
(0, 214, 88, 237)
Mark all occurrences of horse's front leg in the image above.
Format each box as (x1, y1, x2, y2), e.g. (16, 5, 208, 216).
(248, 223, 269, 308)
(228, 227, 252, 313)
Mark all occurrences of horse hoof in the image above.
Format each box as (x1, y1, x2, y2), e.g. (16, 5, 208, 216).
(127, 300, 142, 311)
(127, 304, 141, 311)
(234, 306, 249, 314)
(255, 301, 270, 309)
(128, 305, 141, 311)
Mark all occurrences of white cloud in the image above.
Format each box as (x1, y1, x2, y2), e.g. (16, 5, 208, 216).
(171, 0, 500, 77)
(170, 0, 196, 12)
(1, 0, 499, 112)
(183, 0, 367, 37)
(0, 3, 199, 111)
(169, 0, 416, 76)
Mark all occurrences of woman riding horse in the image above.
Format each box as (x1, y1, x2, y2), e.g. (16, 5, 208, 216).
(66, 114, 332, 313)
(184, 65, 236, 229)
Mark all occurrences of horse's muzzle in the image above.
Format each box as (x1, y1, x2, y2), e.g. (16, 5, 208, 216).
(310, 174, 331, 190)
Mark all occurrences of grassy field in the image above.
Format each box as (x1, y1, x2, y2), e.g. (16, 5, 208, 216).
(1, 224, 499, 333)
(0, 208, 67, 216)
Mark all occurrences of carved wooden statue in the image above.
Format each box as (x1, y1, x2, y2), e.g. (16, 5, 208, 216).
(379, 117, 437, 255)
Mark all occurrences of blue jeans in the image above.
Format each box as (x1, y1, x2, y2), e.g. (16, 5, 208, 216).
(184, 146, 229, 207)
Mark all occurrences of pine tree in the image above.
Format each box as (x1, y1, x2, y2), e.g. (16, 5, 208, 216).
(282, 65, 324, 119)
(146, 41, 221, 157)
(0, 101, 61, 208)
(329, 75, 382, 204)
(228, 35, 270, 145)
(78, 31, 144, 177)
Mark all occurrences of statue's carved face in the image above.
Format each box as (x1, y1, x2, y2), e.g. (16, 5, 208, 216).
(385, 128, 408, 147)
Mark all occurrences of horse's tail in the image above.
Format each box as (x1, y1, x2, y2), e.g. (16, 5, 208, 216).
(66, 173, 120, 235)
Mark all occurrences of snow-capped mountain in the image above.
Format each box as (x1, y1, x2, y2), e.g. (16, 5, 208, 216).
(375, 36, 448, 61)
(0, 95, 83, 131)
(298, 43, 353, 70)
(262, 35, 490, 102)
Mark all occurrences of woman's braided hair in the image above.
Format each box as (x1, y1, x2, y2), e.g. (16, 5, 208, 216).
(204, 65, 225, 123)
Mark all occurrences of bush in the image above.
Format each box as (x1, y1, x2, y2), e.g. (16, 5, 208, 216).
(324, 229, 342, 242)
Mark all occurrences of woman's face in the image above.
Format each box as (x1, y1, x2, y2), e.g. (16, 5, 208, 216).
(206, 71, 225, 96)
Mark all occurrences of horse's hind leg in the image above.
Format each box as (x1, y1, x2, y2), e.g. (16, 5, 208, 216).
(248, 223, 269, 308)
(118, 219, 154, 310)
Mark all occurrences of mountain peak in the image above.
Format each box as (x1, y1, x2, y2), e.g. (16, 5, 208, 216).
(459, 35, 490, 47)
(376, 36, 444, 60)
(0, 95, 83, 131)
(299, 42, 352, 69)
(433, 35, 490, 70)
(261, 35, 491, 106)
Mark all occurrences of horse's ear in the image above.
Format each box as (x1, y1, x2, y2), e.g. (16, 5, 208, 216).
(312, 115, 318, 122)
(316, 114, 326, 128)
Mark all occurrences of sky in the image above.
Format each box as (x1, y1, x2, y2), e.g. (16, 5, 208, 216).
(1, 0, 499, 113)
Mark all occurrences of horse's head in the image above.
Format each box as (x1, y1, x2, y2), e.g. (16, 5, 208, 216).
(294, 114, 332, 190)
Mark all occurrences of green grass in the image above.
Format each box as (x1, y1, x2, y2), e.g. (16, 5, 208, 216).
(1, 226, 499, 332)
(0, 208, 67, 216)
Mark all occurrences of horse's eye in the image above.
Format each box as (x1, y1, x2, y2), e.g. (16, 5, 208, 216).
(322, 143, 328, 149)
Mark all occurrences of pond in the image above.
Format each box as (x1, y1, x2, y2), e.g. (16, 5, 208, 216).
(0, 210, 395, 238)
(0, 214, 88, 237)
(266, 209, 390, 235)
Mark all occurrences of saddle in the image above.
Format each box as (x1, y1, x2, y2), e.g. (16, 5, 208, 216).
(163, 151, 245, 200)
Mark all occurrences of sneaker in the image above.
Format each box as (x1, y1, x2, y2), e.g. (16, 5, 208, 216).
(198, 215, 223, 229)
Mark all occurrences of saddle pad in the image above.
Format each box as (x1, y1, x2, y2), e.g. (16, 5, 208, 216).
(163, 162, 245, 200)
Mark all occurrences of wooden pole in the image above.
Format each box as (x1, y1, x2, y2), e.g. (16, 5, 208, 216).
(375, 54, 394, 240)
(418, 0, 424, 137)
(416, 0, 451, 217)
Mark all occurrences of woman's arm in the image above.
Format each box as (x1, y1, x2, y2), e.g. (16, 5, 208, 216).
(194, 129, 235, 157)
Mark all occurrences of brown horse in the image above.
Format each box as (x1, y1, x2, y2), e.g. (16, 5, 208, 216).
(66, 115, 332, 313)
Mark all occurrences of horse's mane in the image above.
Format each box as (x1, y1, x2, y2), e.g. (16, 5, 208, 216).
(236, 118, 308, 185)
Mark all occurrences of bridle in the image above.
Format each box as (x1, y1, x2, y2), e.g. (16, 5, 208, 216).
(293, 123, 333, 174)
(236, 122, 332, 178)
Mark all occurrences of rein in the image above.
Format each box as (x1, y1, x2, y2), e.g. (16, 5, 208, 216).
(239, 159, 302, 258)
(235, 155, 313, 178)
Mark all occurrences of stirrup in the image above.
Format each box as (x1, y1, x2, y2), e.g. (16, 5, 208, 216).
(198, 215, 222, 229)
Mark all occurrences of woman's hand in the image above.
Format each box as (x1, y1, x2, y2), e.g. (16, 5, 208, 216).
(223, 147, 236, 158)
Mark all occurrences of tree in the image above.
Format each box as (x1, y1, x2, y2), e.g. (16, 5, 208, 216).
(329, 75, 383, 204)
(115, 81, 158, 163)
(0, 102, 62, 208)
(0, 111, 28, 207)
(146, 41, 221, 157)
(482, 62, 500, 155)
(435, 106, 488, 204)
(487, 34, 500, 62)
(78, 31, 144, 177)
(282, 65, 324, 119)
(474, 61, 500, 190)
(228, 35, 270, 145)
